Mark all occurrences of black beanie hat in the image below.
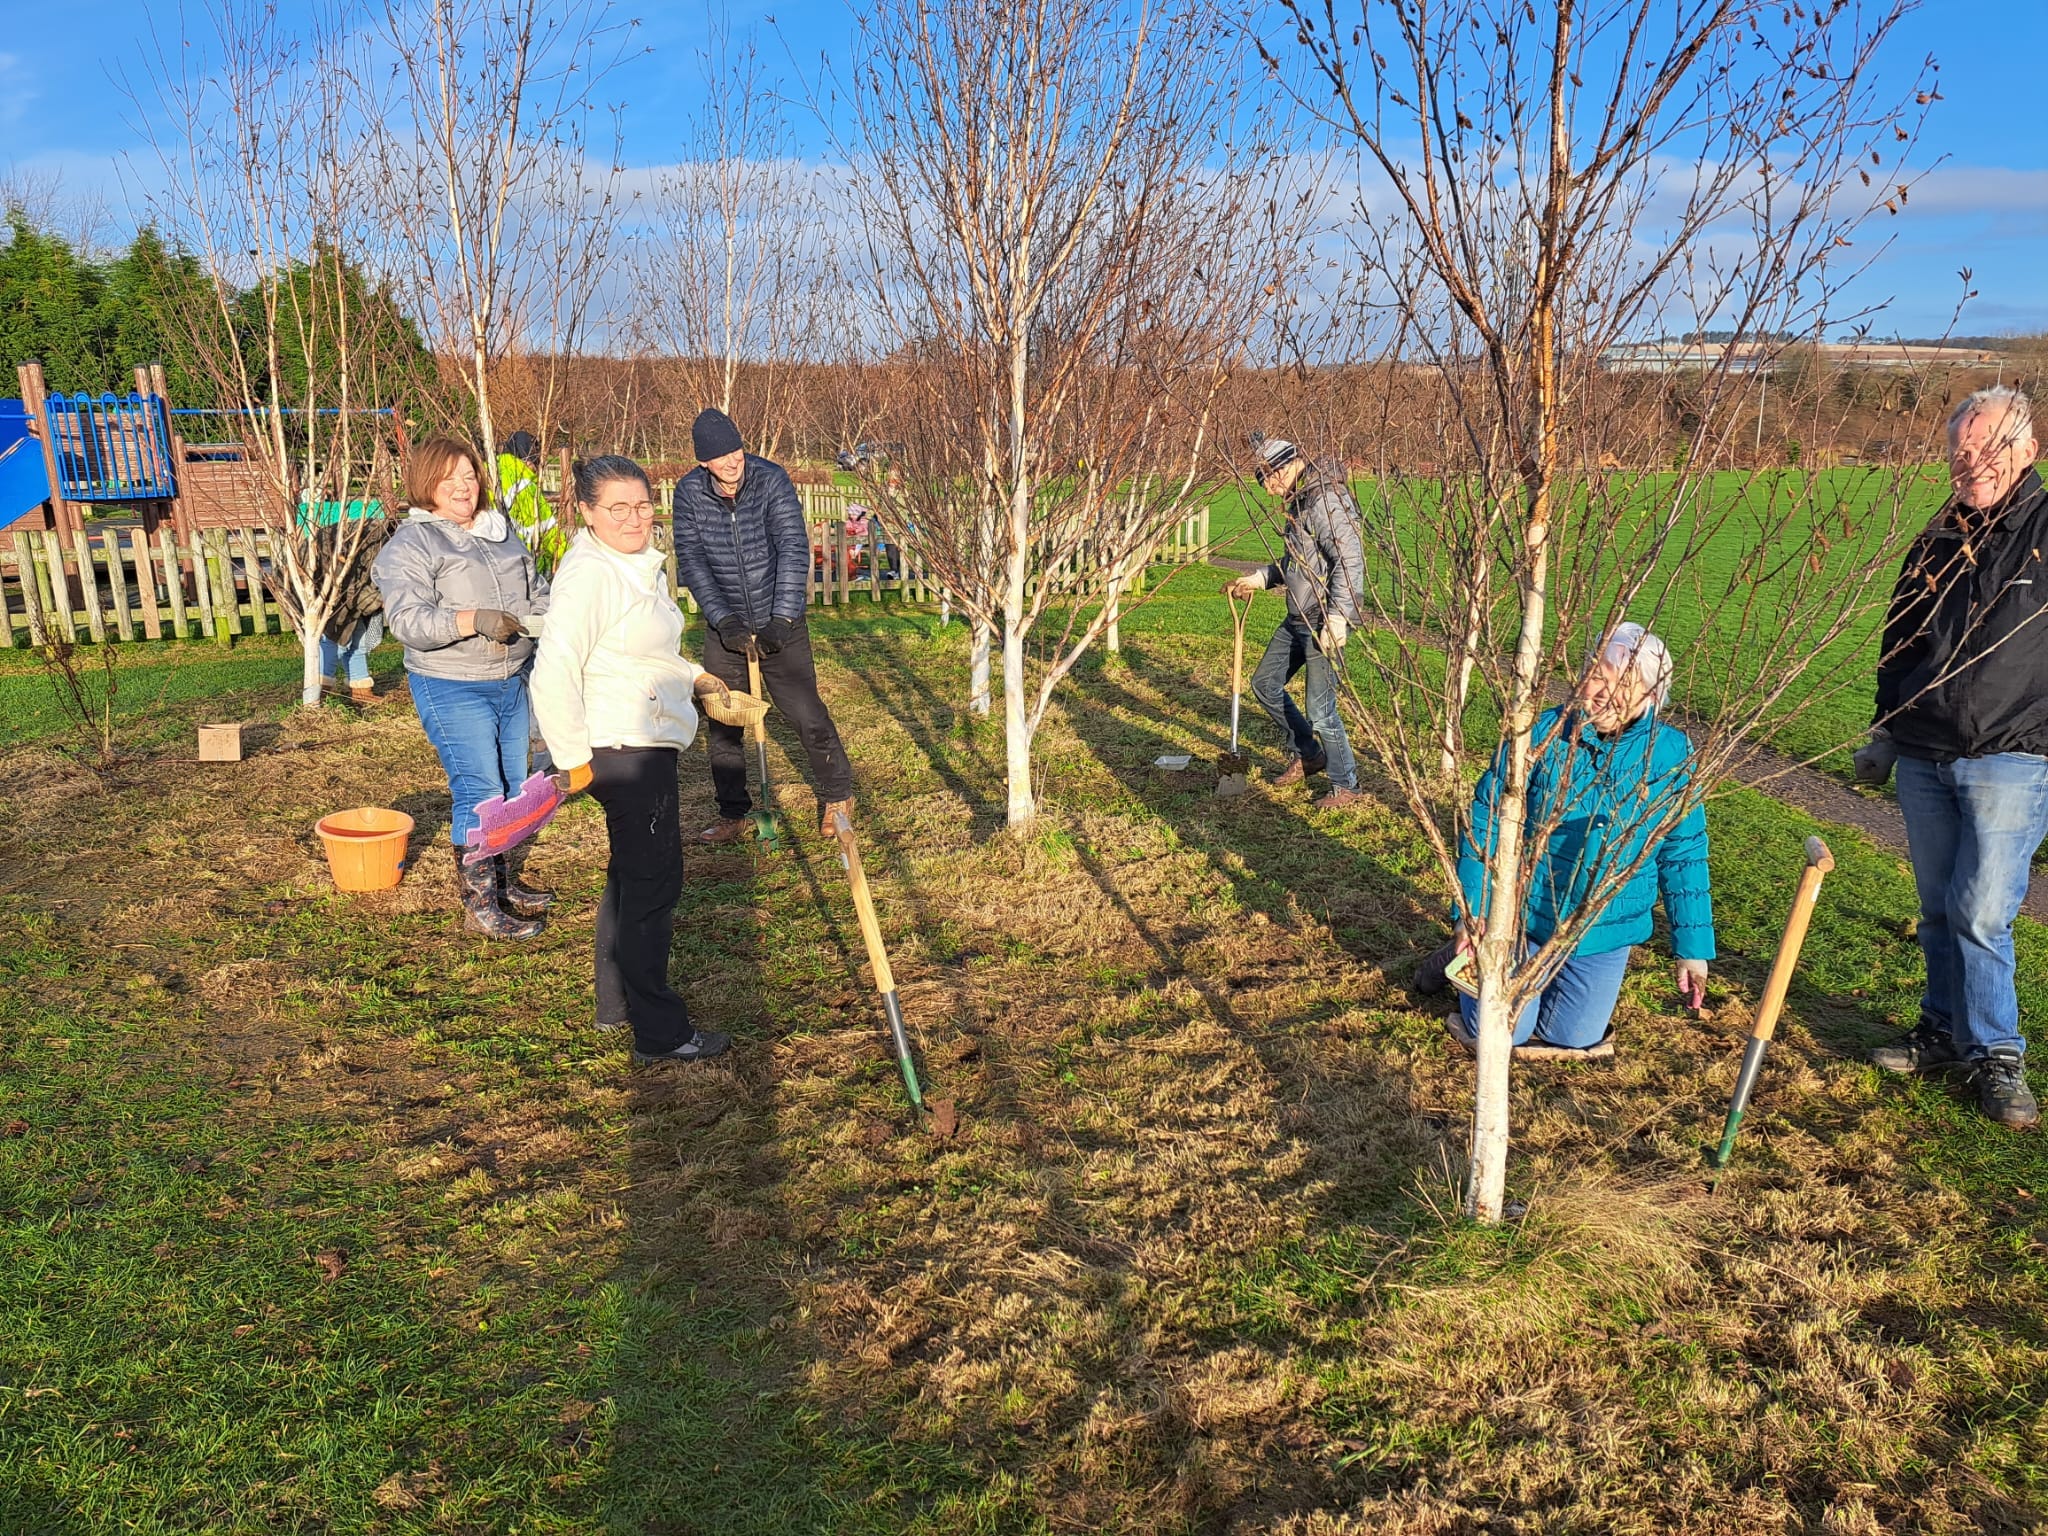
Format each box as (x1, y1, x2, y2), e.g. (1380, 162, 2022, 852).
(692, 408, 744, 462)
(504, 430, 539, 462)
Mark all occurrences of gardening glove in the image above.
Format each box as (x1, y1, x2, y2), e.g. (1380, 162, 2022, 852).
(550, 763, 594, 797)
(1223, 572, 1268, 601)
(1319, 612, 1350, 654)
(757, 616, 801, 656)
(1676, 958, 1709, 1015)
(1853, 730, 1899, 787)
(714, 616, 753, 654)
(469, 608, 524, 644)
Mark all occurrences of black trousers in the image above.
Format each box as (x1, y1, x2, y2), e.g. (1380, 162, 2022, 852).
(704, 624, 853, 820)
(588, 746, 692, 1052)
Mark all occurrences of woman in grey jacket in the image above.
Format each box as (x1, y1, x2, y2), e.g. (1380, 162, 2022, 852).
(372, 437, 552, 938)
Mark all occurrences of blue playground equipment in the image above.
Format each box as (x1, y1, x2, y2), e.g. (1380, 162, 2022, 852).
(0, 400, 53, 531)
(43, 391, 179, 501)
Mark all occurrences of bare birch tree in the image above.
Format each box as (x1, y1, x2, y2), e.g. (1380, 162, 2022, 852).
(140, 0, 411, 708)
(1260, 0, 1934, 1220)
(851, 0, 1301, 826)
(635, 21, 838, 462)
(366, 0, 632, 494)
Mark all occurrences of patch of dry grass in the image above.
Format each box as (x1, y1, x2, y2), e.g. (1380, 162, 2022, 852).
(1, 609, 2044, 1532)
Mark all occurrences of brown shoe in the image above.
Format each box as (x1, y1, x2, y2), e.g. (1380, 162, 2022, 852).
(349, 682, 376, 705)
(820, 798, 855, 837)
(698, 817, 751, 846)
(1315, 786, 1365, 810)
(1273, 746, 1327, 786)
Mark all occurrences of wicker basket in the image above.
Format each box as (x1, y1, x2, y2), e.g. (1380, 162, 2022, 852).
(702, 689, 770, 730)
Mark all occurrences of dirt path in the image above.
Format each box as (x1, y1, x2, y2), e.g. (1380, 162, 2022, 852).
(1209, 557, 2048, 921)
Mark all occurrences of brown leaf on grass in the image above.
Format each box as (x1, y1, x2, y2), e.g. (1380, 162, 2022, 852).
(152, 1241, 175, 1260)
(370, 1464, 445, 1510)
(1, 1119, 26, 1137)
(929, 1099, 960, 1138)
(314, 1249, 348, 1282)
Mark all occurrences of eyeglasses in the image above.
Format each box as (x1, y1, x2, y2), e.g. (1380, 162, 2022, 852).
(595, 502, 656, 522)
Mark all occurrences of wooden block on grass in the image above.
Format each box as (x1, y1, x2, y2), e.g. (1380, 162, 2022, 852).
(198, 724, 244, 762)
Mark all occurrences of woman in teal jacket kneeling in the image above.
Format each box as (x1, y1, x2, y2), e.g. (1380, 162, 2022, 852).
(1443, 623, 1715, 1060)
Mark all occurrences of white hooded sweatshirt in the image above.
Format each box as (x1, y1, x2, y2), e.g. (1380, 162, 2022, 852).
(530, 530, 704, 771)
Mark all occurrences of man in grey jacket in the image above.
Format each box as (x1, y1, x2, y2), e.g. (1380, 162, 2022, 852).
(1223, 434, 1368, 809)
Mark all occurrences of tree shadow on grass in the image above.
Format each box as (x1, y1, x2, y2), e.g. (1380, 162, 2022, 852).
(593, 725, 1003, 1532)
(1061, 637, 1441, 970)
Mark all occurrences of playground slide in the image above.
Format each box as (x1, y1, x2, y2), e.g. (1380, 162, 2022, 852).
(0, 401, 53, 531)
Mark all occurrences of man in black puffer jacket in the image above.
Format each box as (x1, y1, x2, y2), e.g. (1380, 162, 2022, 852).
(673, 408, 854, 844)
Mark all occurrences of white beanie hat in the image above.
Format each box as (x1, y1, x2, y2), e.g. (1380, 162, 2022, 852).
(1596, 621, 1673, 709)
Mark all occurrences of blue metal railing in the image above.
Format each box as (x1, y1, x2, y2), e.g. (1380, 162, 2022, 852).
(44, 392, 178, 501)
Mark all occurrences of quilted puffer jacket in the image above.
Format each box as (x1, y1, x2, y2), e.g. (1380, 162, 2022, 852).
(372, 509, 549, 681)
(1258, 458, 1367, 628)
(670, 455, 809, 631)
(1456, 704, 1716, 960)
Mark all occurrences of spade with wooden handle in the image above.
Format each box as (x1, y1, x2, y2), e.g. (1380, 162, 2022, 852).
(1216, 592, 1250, 797)
(746, 647, 784, 852)
(1709, 835, 1834, 1177)
(1228, 592, 1248, 754)
(830, 807, 956, 1133)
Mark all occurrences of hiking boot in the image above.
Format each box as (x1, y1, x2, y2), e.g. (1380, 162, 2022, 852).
(699, 817, 751, 846)
(633, 1029, 732, 1065)
(596, 1016, 631, 1034)
(1969, 1051, 2040, 1129)
(820, 798, 856, 837)
(495, 855, 555, 918)
(455, 859, 544, 940)
(1315, 786, 1365, 810)
(1413, 936, 1459, 995)
(1273, 744, 1327, 787)
(1869, 1016, 1961, 1075)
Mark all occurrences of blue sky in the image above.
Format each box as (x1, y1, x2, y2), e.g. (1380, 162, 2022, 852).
(3, 0, 2044, 338)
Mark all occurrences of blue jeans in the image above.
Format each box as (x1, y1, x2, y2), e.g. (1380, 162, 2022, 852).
(1460, 944, 1633, 1048)
(1250, 614, 1357, 789)
(408, 670, 532, 849)
(1895, 752, 2048, 1060)
(320, 615, 383, 685)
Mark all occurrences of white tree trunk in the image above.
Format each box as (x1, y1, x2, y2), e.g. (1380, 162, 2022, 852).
(1003, 602, 1033, 827)
(970, 618, 992, 715)
(301, 620, 328, 708)
(1465, 956, 1516, 1223)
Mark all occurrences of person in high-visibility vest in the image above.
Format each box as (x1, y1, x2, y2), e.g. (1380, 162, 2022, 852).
(498, 431, 568, 577)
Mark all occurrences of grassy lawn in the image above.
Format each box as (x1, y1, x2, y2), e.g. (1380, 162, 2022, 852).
(2, 579, 2045, 1533)
(1200, 466, 1960, 774)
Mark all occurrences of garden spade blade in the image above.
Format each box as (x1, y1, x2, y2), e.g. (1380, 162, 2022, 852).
(462, 771, 563, 865)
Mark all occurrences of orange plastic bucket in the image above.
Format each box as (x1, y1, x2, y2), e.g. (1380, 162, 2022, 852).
(315, 807, 415, 892)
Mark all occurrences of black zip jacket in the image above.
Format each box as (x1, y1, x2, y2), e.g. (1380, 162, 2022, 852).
(671, 454, 810, 631)
(1876, 466, 2048, 760)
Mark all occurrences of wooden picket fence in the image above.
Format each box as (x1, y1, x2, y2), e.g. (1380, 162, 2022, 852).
(0, 496, 1211, 647)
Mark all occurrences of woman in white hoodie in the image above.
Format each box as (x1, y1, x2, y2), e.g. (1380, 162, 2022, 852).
(531, 455, 733, 1065)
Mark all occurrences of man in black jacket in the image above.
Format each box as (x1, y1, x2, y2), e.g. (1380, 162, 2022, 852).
(1864, 387, 2045, 1129)
(672, 408, 853, 844)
